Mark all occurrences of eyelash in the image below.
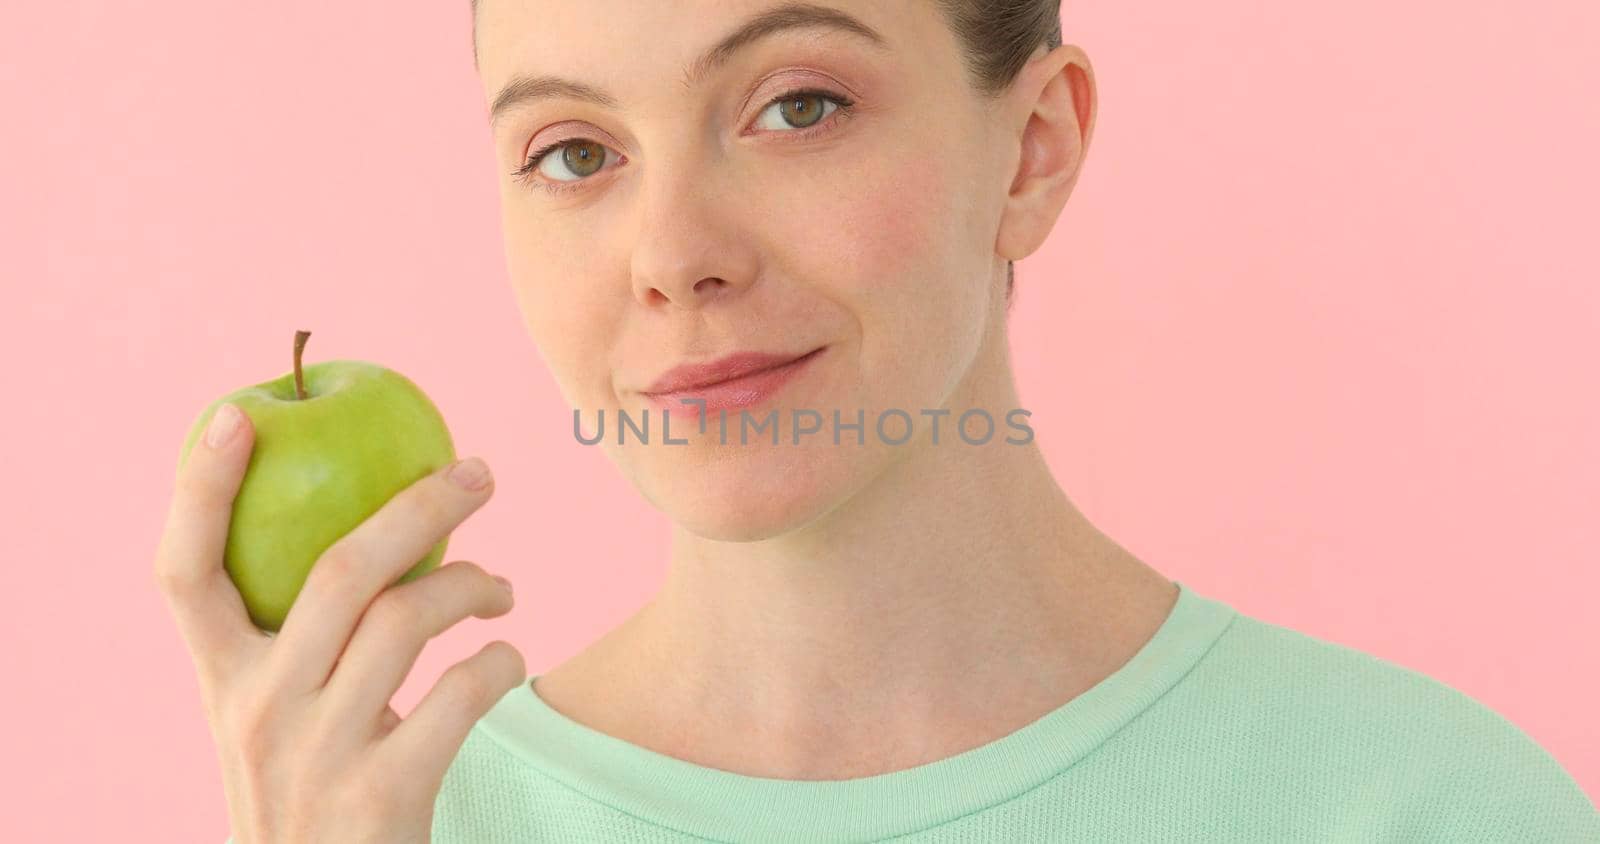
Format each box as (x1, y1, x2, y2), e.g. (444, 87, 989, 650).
(510, 87, 856, 195)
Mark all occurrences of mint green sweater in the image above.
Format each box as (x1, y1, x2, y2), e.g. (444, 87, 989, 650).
(230, 581, 1599, 841)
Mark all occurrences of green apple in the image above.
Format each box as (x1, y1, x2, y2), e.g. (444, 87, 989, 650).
(177, 330, 457, 633)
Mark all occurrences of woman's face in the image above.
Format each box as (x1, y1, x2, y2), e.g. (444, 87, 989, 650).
(476, 1, 1031, 540)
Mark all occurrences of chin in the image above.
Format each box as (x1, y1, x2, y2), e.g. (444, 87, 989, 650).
(629, 437, 876, 543)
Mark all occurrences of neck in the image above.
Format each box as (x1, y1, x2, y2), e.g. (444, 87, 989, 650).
(610, 305, 1173, 771)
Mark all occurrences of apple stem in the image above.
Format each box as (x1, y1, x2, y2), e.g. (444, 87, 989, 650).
(293, 330, 311, 400)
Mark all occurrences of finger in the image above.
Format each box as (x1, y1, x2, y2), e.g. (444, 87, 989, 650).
(314, 561, 514, 747)
(154, 401, 270, 682)
(379, 640, 525, 784)
(264, 457, 496, 696)
(379, 703, 401, 735)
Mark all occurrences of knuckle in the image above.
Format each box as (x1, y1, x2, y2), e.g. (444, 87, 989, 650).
(174, 463, 213, 499)
(175, 469, 229, 516)
(369, 588, 428, 633)
(152, 555, 201, 596)
(405, 483, 455, 527)
(444, 559, 487, 581)
(443, 665, 495, 712)
(312, 543, 365, 590)
(489, 640, 527, 680)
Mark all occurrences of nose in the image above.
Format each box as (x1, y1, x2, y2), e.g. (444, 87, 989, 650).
(639, 274, 730, 307)
(629, 164, 757, 310)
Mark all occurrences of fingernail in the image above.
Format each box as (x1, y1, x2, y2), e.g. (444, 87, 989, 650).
(448, 457, 492, 490)
(205, 403, 242, 448)
(492, 574, 513, 594)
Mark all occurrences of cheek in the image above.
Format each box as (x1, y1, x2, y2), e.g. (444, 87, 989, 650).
(822, 151, 949, 287)
(789, 140, 985, 403)
(502, 222, 618, 409)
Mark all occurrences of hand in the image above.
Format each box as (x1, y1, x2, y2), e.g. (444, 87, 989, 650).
(154, 403, 524, 844)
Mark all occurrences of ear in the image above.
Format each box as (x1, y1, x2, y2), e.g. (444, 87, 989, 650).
(995, 45, 1096, 263)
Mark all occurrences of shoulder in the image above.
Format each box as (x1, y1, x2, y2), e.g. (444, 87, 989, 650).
(1195, 609, 1599, 839)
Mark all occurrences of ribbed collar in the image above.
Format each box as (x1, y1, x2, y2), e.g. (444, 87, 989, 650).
(476, 580, 1238, 842)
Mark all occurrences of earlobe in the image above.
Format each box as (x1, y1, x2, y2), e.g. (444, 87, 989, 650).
(995, 47, 1095, 263)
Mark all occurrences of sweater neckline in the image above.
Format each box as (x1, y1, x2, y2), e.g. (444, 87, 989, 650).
(476, 580, 1237, 842)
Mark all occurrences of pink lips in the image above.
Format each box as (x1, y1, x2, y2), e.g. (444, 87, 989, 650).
(639, 347, 825, 416)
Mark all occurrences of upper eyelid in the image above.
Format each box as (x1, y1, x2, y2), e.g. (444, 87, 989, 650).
(520, 86, 850, 165)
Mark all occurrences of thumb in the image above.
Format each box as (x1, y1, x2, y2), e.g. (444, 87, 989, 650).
(157, 401, 262, 675)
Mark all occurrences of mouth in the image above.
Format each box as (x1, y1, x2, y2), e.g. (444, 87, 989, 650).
(641, 346, 826, 395)
(638, 346, 827, 413)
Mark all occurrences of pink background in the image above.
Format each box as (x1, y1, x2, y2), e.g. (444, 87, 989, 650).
(4, 0, 1596, 838)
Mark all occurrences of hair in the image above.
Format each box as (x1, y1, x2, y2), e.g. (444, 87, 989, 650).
(471, 0, 1063, 307)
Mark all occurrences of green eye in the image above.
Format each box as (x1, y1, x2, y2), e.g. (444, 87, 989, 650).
(779, 93, 827, 128)
(514, 138, 615, 187)
(755, 89, 853, 132)
(556, 141, 607, 178)
(509, 87, 856, 193)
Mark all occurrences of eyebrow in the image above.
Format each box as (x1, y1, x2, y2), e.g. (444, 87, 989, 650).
(487, 2, 888, 129)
